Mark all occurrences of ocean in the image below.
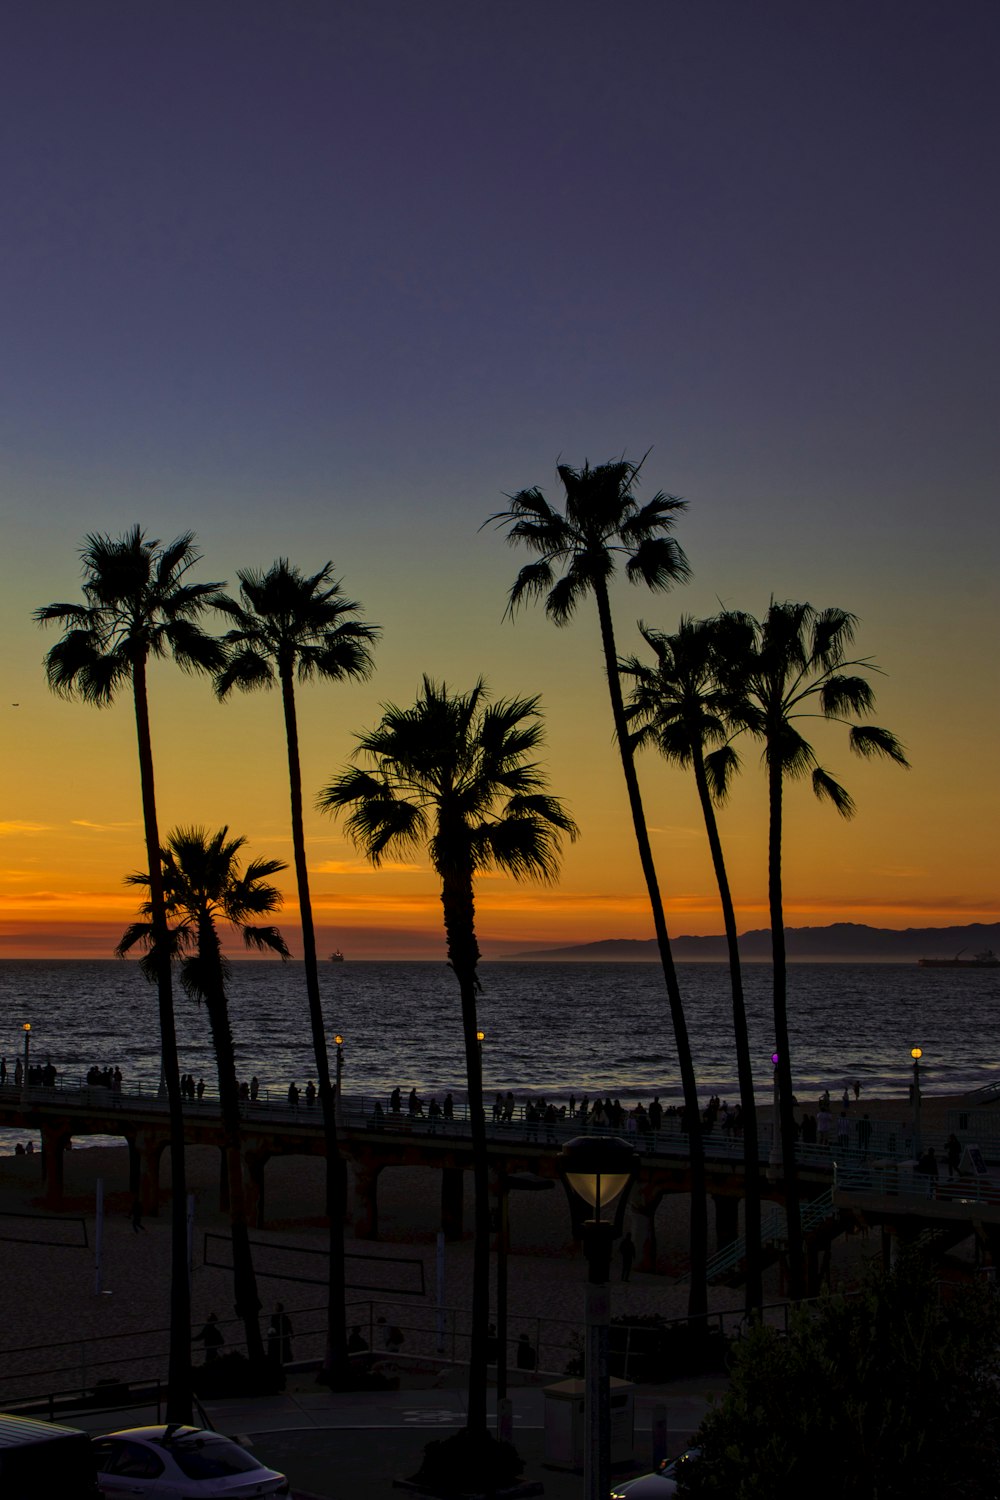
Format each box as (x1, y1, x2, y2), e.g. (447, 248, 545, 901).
(1, 959, 997, 1154)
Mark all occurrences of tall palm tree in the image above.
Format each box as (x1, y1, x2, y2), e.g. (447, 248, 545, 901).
(118, 827, 290, 1369)
(212, 559, 379, 1385)
(486, 459, 709, 1316)
(318, 678, 576, 1436)
(715, 601, 909, 1297)
(621, 616, 762, 1314)
(35, 528, 224, 1422)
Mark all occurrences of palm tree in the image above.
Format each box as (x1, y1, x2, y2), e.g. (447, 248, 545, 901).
(35, 528, 224, 1422)
(118, 827, 290, 1369)
(318, 678, 576, 1436)
(486, 459, 709, 1316)
(621, 616, 762, 1314)
(715, 601, 909, 1296)
(212, 559, 379, 1385)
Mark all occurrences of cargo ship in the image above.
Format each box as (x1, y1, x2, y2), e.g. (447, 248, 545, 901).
(917, 949, 999, 968)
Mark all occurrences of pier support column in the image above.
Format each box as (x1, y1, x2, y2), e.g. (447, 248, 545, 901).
(441, 1166, 465, 1241)
(128, 1139, 140, 1199)
(244, 1150, 269, 1230)
(713, 1193, 740, 1252)
(630, 1184, 665, 1273)
(40, 1125, 68, 1209)
(351, 1161, 382, 1240)
(219, 1148, 231, 1213)
(136, 1131, 165, 1216)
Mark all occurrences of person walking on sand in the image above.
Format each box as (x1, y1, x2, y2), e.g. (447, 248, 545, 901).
(619, 1230, 636, 1282)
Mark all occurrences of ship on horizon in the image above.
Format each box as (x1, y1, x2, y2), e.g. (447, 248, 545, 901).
(917, 949, 999, 969)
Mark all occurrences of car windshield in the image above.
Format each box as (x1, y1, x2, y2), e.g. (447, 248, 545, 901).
(162, 1434, 262, 1480)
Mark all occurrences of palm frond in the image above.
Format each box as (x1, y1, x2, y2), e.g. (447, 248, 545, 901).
(704, 744, 741, 803)
(241, 924, 291, 958)
(505, 560, 556, 618)
(625, 535, 692, 592)
(215, 647, 274, 698)
(820, 674, 876, 717)
(812, 766, 855, 817)
(545, 568, 590, 625)
(849, 724, 910, 766)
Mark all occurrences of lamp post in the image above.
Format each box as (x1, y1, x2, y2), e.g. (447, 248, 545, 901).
(20, 1023, 31, 1105)
(557, 1136, 639, 1500)
(911, 1047, 923, 1155)
(334, 1035, 344, 1126)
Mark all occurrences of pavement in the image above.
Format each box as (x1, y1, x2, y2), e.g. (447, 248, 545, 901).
(63, 1369, 724, 1498)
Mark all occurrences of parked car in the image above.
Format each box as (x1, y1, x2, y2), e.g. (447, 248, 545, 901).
(610, 1446, 701, 1498)
(91, 1425, 289, 1497)
(0, 1412, 100, 1499)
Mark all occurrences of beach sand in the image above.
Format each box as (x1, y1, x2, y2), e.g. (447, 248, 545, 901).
(0, 1092, 971, 1393)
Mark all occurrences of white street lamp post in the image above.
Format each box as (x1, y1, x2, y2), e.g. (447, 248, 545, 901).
(911, 1047, 923, 1155)
(20, 1023, 31, 1106)
(558, 1136, 639, 1500)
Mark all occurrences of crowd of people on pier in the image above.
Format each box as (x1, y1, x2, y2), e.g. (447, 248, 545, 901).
(0, 1056, 62, 1089)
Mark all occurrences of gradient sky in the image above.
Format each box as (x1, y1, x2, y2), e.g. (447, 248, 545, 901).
(3, 2, 998, 959)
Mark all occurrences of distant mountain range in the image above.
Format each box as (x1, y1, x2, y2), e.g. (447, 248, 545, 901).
(510, 922, 1000, 962)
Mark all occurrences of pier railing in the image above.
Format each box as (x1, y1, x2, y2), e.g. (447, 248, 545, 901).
(0, 1078, 939, 1170)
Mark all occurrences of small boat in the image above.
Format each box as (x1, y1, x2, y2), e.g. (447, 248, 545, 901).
(330, 949, 345, 963)
(917, 949, 999, 968)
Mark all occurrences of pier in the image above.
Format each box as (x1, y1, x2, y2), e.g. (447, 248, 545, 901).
(4, 1078, 1000, 1293)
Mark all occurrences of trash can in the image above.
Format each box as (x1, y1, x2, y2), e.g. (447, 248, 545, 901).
(543, 1377, 634, 1469)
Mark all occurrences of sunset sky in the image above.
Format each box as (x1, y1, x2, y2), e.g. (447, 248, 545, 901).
(3, 2, 998, 960)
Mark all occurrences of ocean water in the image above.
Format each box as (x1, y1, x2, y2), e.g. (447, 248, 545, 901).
(1, 959, 997, 1127)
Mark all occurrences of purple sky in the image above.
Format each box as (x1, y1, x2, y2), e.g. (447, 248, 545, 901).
(4, 2, 998, 956)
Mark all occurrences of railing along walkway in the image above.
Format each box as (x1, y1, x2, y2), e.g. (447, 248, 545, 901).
(0, 1079, 935, 1175)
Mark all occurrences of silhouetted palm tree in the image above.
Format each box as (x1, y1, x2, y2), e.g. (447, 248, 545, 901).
(318, 678, 576, 1435)
(35, 528, 223, 1421)
(118, 827, 290, 1368)
(486, 459, 709, 1316)
(622, 617, 762, 1314)
(715, 601, 909, 1296)
(213, 559, 379, 1384)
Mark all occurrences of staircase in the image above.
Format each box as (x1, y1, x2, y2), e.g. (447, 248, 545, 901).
(679, 1189, 837, 1285)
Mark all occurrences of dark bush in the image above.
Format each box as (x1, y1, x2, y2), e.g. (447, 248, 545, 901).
(410, 1428, 524, 1497)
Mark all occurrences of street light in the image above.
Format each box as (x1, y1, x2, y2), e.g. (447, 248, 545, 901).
(911, 1047, 923, 1155)
(334, 1035, 344, 1125)
(557, 1135, 639, 1500)
(20, 1023, 31, 1105)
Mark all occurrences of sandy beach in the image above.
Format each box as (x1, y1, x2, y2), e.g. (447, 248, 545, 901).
(0, 1091, 971, 1397)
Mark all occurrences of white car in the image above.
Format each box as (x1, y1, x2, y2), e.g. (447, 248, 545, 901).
(91, 1425, 289, 1498)
(610, 1447, 701, 1498)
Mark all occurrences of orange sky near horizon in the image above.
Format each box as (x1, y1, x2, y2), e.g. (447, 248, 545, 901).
(3, 587, 997, 962)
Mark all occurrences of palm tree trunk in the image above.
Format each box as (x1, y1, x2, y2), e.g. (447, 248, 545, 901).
(280, 666, 349, 1384)
(767, 754, 803, 1297)
(593, 582, 708, 1319)
(132, 655, 192, 1422)
(691, 751, 762, 1314)
(441, 867, 490, 1435)
(198, 926, 265, 1365)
